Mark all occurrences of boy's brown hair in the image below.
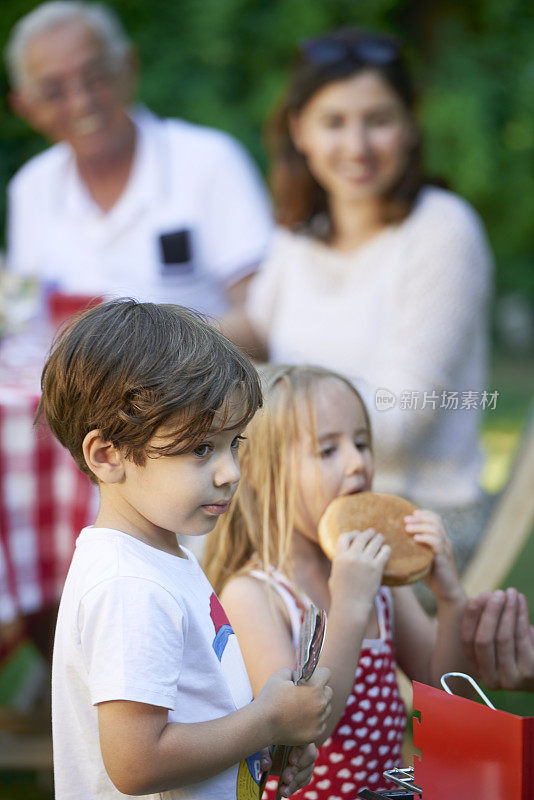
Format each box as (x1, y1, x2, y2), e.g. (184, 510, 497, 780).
(37, 299, 262, 483)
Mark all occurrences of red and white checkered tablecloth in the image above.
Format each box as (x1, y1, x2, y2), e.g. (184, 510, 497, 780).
(0, 335, 96, 624)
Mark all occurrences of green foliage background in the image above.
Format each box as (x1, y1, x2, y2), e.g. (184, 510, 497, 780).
(1, 0, 533, 303)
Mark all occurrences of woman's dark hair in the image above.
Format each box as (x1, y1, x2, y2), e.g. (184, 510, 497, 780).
(266, 27, 424, 233)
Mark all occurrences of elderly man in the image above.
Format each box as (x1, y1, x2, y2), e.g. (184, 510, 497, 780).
(462, 587, 534, 691)
(5, 1, 272, 315)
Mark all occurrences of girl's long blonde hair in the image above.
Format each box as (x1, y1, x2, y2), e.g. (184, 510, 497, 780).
(203, 364, 371, 595)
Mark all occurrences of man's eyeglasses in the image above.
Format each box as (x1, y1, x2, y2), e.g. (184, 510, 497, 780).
(31, 65, 115, 106)
(298, 36, 400, 68)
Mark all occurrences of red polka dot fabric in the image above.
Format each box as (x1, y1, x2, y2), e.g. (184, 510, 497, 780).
(262, 588, 406, 800)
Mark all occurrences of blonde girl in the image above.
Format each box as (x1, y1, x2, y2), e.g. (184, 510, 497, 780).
(204, 364, 468, 799)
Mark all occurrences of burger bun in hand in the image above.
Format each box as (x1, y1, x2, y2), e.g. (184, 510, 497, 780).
(318, 492, 434, 586)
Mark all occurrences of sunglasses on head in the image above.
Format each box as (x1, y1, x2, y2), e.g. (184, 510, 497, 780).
(299, 35, 400, 68)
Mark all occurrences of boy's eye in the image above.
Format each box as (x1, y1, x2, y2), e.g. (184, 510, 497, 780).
(193, 443, 212, 458)
(231, 435, 247, 450)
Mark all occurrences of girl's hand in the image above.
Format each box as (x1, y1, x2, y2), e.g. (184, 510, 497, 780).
(276, 742, 319, 797)
(329, 528, 391, 612)
(404, 510, 463, 604)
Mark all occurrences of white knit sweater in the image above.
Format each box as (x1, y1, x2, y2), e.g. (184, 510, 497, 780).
(246, 187, 493, 508)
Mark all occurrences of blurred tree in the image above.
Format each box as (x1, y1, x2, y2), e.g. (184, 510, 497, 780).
(0, 0, 533, 306)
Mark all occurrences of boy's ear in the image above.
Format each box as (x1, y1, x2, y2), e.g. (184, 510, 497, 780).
(82, 430, 125, 484)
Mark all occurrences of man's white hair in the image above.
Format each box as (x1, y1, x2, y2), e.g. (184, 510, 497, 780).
(5, 1, 131, 89)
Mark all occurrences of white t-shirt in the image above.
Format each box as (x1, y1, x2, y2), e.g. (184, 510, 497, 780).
(7, 107, 273, 316)
(246, 187, 493, 508)
(52, 527, 263, 800)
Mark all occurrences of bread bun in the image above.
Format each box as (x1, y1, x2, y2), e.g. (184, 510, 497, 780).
(318, 492, 433, 586)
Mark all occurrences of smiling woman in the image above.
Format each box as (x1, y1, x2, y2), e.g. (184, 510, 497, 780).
(223, 27, 495, 575)
(288, 70, 416, 224)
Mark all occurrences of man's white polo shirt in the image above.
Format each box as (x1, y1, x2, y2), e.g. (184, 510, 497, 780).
(7, 107, 273, 316)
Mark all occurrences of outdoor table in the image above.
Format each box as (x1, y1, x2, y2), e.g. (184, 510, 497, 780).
(0, 330, 96, 625)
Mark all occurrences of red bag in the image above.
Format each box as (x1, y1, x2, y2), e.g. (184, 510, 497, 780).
(413, 676, 534, 799)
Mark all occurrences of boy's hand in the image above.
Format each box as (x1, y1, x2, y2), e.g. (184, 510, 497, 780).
(329, 528, 391, 612)
(404, 510, 464, 603)
(256, 667, 332, 745)
(462, 588, 534, 691)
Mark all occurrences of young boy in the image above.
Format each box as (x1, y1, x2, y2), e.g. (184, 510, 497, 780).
(38, 299, 332, 800)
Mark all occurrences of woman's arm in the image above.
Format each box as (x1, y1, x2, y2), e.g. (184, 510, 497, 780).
(218, 302, 268, 362)
(220, 227, 292, 362)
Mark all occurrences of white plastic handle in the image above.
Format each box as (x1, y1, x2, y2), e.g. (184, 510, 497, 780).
(440, 671, 496, 709)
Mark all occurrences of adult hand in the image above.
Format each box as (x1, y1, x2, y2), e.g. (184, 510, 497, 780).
(462, 588, 534, 691)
